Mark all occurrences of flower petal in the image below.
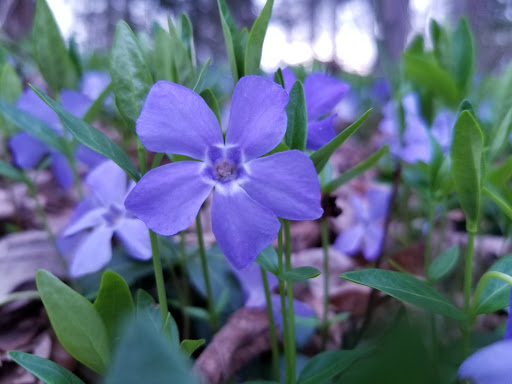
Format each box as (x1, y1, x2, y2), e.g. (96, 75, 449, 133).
(367, 187, 392, 220)
(115, 218, 152, 260)
(63, 207, 106, 236)
(306, 115, 337, 151)
(137, 81, 223, 160)
(211, 185, 280, 270)
(281, 67, 296, 93)
(241, 150, 323, 220)
(334, 224, 365, 255)
(231, 262, 278, 308)
(125, 161, 213, 236)
(50, 152, 74, 189)
(9, 132, 48, 169)
(16, 89, 59, 128)
(69, 225, 114, 277)
(303, 74, 349, 120)
(362, 222, 385, 261)
(60, 90, 92, 118)
(458, 340, 512, 384)
(225, 76, 289, 160)
(76, 145, 106, 168)
(86, 160, 128, 205)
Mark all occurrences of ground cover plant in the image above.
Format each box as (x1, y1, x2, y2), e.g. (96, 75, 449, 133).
(1, 1, 512, 383)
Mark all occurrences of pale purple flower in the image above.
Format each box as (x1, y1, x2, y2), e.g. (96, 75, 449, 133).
(8, 89, 103, 188)
(430, 110, 456, 155)
(458, 292, 512, 384)
(335, 186, 392, 261)
(62, 160, 151, 277)
(282, 68, 350, 150)
(125, 76, 323, 270)
(80, 71, 111, 101)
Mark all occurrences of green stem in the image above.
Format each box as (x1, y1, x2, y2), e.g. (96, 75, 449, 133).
(321, 218, 330, 349)
(0, 290, 40, 306)
(179, 231, 191, 339)
(283, 220, 296, 383)
(149, 230, 168, 323)
(67, 151, 84, 199)
(260, 266, 280, 382)
(463, 230, 476, 357)
(137, 140, 147, 175)
(425, 197, 435, 280)
(277, 225, 290, 383)
(195, 213, 218, 331)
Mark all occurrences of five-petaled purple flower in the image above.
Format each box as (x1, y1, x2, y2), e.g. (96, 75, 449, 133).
(9, 89, 104, 188)
(63, 160, 151, 277)
(125, 75, 323, 270)
(335, 185, 392, 261)
(282, 69, 349, 150)
(458, 290, 512, 384)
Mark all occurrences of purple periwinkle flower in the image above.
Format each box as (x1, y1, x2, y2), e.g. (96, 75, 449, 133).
(430, 110, 456, 155)
(282, 69, 349, 150)
(125, 76, 323, 270)
(80, 71, 111, 101)
(458, 291, 512, 384)
(335, 186, 392, 261)
(8, 89, 103, 188)
(63, 160, 151, 277)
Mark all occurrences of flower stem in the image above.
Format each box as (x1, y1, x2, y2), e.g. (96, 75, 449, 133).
(321, 217, 330, 349)
(277, 225, 291, 383)
(195, 213, 218, 331)
(462, 229, 476, 357)
(283, 219, 296, 383)
(425, 197, 435, 280)
(149, 230, 168, 324)
(179, 231, 191, 339)
(260, 266, 280, 382)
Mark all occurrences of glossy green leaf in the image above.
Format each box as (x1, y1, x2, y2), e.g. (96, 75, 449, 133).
(93, 271, 134, 344)
(489, 108, 512, 161)
(179, 339, 205, 357)
(484, 184, 512, 221)
(167, 18, 194, 86)
(244, 0, 274, 75)
(36, 270, 110, 374)
(274, 68, 285, 87)
(33, 0, 78, 93)
(0, 159, 27, 182)
(341, 269, 466, 321)
(450, 110, 484, 232)
(323, 145, 388, 193)
(200, 88, 221, 124)
(192, 58, 211, 92)
(0, 100, 68, 153)
(30, 86, 140, 181)
(402, 53, 458, 105)
(452, 18, 474, 94)
(104, 317, 199, 384)
(310, 109, 371, 173)
(285, 81, 307, 151)
(281, 266, 320, 282)
(256, 245, 279, 275)
(0, 63, 22, 103)
(236, 28, 249, 77)
(427, 246, 460, 281)
(110, 21, 153, 131)
(297, 349, 369, 384)
(8, 351, 86, 384)
(474, 254, 512, 314)
(177, 13, 196, 65)
(152, 26, 175, 82)
(218, 0, 240, 81)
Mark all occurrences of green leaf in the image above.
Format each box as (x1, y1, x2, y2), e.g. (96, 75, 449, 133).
(310, 109, 371, 173)
(35, 270, 110, 374)
(218, 0, 240, 81)
(103, 317, 200, 384)
(489, 108, 512, 161)
(0, 100, 68, 154)
(192, 58, 211, 92)
(93, 271, 134, 344)
(452, 18, 474, 94)
(179, 339, 205, 357)
(0, 63, 22, 103)
(32, 0, 78, 93)
(297, 349, 369, 384)
(323, 145, 388, 193)
(8, 351, 86, 384)
(284, 81, 307, 151)
(177, 13, 196, 66)
(110, 21, 153, 131)
(274, 68, 285, 87)
(450, 110, 484, 232)
(430, 19, 452, 73)
(152, 26, 175, 82)
(484, 184, 512, 221)
(280, 266, 320, 282)
(244, 0, 274, 75)
(200, 88, 221, 124)
(167, 18, 194, 86)
(82, 82, 113, 124)
(402, 53, 458, 105)
(427, 246, 460, 281)
(30, 86, 140, 181)
(256, 245, 279, 275)
(340, 269, 466, 321)
(474, 254, 512, 314)
(0, 159, 27, 182)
